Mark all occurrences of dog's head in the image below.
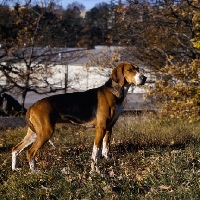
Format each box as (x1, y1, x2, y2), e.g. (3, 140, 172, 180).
(111, 62, 147, 87)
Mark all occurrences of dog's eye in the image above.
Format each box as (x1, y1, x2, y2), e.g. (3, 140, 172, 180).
(128, 68, 133, 72)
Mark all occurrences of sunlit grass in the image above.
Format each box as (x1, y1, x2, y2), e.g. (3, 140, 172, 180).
(0, 113, 200, 199)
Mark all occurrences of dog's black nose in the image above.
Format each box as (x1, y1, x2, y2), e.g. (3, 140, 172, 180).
(141, 75, 147, 85)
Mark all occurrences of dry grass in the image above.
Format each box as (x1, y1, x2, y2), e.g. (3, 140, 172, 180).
(0, 113, 200, 199)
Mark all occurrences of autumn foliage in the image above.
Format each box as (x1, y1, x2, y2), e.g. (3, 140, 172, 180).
(147, 8, 200, 121)
(108, 1, 200, 121)
(148, 60, 200, 121)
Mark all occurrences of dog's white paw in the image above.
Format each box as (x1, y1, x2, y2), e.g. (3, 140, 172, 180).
(12, 167, 21, 172)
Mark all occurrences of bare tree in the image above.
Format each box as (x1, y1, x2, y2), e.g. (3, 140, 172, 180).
(108, 0, 199, 69)
(0, 1, 87, 108)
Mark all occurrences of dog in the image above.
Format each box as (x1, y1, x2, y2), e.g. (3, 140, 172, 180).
(12, 62, 146, 172)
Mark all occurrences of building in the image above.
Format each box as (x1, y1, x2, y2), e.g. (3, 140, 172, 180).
(0, 46, 154, 110)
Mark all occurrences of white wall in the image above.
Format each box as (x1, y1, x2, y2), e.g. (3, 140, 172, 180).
(47, 64, 150, 93)
(1, 62, 153, 109)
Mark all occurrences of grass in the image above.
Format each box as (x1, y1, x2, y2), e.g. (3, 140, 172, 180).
(0, 113, 200, 199)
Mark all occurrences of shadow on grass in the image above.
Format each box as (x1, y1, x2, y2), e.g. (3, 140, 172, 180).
(61, 138, 196, 158)
(112, 141, 187, 154)
(0, 145, 13, 153)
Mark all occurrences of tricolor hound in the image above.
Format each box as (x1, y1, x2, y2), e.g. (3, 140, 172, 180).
(12, 62, 146, 172)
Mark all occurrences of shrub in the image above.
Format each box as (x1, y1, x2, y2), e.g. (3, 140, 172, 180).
(148, 60, 199, 121)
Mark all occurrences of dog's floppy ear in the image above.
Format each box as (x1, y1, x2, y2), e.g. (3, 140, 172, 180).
(110, 63, 124, 87)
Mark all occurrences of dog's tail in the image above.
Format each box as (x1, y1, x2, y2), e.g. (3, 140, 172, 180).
(26, 107, 36, 133)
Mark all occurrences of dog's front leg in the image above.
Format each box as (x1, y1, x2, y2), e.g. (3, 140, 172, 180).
(102, 128, 112, 160)
(91, 126, 106, 173)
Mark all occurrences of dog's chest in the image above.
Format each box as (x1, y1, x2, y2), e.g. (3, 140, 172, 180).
(111, 104, 123, 123)
(111, 85, 129, 121)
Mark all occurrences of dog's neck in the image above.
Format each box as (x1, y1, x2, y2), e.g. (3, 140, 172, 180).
(105, 79, 130, 99)
(123, 83, 131, 97)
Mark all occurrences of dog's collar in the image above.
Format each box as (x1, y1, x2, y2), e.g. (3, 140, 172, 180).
(105, 79, 124, 99)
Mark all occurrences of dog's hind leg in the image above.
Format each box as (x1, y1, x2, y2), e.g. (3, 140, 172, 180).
(26, 126, 54, 171)
(12, 128, 37, 171)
